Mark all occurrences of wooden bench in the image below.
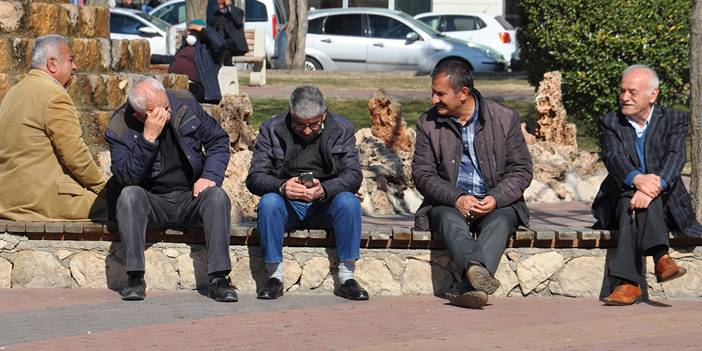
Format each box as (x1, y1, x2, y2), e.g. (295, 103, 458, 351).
(3, 219, 701, 250)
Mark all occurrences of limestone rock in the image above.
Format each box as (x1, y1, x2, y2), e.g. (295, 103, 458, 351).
(0, 39, 11, 72)
(0, 74, 11, 102)
(534, 71, 577, 146)
(177, 249, 208, 290)
(161, 73, 189, 91)
(300, 257, 331, 290)
(55, 249, 73, 260)
(401, 259, 452, 295)
(79, 6, 109, 38)
(524, 180, 559, 203)
(368, 89, 413, 152)
(144, 249, 179, 290)
(384, 255, 405, 277)
(0, 257, 11, 288)
(214, 94, 256, 151)
(494, 256, 519, 297)
(516, 251, 564, 294)
(402, 188, 423, 214)
(549, 256, 605, 297)
(222, 150, 258, 222)
(110, 39, 130, 71)
(164, 248, 180, 258)
(284, 259, 302, 291)
(12, 38, 33, 73)
(0, 2, 23, 33)
(355, 257, 400, 296)
(128, 40, 150, 72)
(521, 122, 537, 145)
(12, 250, 72, 288)
(229, 255, 266, 292)
(29, 3, 59, 36)
(97, 150, 112, 178)
(660, 260, 702, 299)
(69, 251, 107, 288)
(57, 4, 79, 37)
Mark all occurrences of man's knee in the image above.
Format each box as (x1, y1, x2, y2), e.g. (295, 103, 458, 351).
(258, 192, 286, 215)
(116, 186, 147, 211)
(200, 187, 231, 208)
(330, 192, 360, 213)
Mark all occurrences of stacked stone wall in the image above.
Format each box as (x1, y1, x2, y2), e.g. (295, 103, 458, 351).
(0, 1, 188, 158)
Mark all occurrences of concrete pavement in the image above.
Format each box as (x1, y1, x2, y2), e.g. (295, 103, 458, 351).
(1, 288, 701, 350)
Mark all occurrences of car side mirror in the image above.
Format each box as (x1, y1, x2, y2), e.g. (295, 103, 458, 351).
(138, 26, 161, 37)
(405, 32, 420, 44)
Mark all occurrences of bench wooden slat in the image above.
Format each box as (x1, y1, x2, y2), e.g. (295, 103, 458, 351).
(25, 222, 45, 233)
(411, 229, 431, 241)
(289, 229, 309, 239)
(165, 229, 185, 236)
(44, 222, 65, 233)
(392, 226, 412, 241)
(83, 223, 105, 234)
(7, 222, 26, 233)
(554, 227, 577, 240)
(308, 229, 328, 239)
(64, 222, 84, 234)
(0, 220, 7, 232)
(231, 55, 265, 63)
(370, 227, 391, 240)
(231, 225, 253, 237)
(515, 230, 535, 240)
(575, 227, 601, 240)
(361, 225, 372, 240)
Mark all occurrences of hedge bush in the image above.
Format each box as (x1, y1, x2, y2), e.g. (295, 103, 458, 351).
(518, 0, 691, 132)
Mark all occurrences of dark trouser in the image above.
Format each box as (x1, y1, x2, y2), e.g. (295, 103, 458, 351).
(116, 186, 232, 274)
(429, 205, 518, 275)
(608, 191, 669, 285)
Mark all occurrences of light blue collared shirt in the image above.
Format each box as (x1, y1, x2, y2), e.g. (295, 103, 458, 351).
(623, 106, 668, 189)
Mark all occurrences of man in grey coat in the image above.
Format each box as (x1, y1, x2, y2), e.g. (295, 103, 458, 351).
(412, 58, 533, 308)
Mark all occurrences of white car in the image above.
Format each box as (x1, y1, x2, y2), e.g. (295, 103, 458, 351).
(415, 12, 518, 67)
(109, 8, 175, 56)
(305, 8, 506, 74)
(149, 0, 288, 68)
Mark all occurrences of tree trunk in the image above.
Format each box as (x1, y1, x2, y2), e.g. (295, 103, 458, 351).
(186, 0, 208, 23)
(691, 0, 702, 220)
(286, 0, 308, 70)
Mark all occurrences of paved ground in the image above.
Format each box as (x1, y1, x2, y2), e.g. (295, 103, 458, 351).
(1, 289, 701, 350)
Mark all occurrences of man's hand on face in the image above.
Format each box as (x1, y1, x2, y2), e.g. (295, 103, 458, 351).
(629, 190, 654, 210)
(455, 194, 480, 218)
(471, 195, 497, 219)
(143, 106, 170, 143)
(193, 178, 215, 197)
(633, 173, 662, 198)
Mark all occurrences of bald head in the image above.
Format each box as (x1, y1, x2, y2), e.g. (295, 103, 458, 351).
(127, 77, 169, 120)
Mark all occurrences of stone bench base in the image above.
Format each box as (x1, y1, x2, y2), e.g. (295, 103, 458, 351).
(1, 233, 701, 300)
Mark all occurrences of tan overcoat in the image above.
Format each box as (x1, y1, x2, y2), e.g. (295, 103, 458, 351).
(0, 69, 106, 220)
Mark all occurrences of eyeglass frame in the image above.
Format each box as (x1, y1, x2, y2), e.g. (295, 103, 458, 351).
(291, 109, 327, 132)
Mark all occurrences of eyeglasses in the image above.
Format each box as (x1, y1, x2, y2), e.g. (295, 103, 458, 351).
(291, 110, 326, 132)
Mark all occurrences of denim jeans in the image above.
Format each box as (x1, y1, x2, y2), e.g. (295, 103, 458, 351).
(257, 191, 361, 263)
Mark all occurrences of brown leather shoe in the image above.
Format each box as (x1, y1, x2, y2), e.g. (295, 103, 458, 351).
(655, 254, 687, 283)
(603, 283, 642, 306)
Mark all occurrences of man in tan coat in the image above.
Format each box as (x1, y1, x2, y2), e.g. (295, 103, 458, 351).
(0, 34, 106, 221)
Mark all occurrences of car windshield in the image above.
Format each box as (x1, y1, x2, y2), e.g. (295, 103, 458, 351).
(135, 11, 170, 32)
(394, 12, 444, 38)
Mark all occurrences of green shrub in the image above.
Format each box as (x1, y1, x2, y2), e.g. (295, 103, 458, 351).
(518, 0, 691, 132)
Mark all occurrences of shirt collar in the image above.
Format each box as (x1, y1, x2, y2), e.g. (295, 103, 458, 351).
(450, 91, 480, 127)
(625, 105, 654, 131)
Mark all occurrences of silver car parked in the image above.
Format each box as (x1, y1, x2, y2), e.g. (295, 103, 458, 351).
(305, 8, 506, 74)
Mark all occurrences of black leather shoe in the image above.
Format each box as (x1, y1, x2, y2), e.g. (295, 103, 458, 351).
(208, 277, 238, 302)
(121, 277, 146, 301)
(257, 278, 284, 299)
(334, 279, 369, 301)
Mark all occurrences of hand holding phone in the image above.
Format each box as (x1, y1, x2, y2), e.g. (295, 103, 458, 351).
(299, 171, 314, 188)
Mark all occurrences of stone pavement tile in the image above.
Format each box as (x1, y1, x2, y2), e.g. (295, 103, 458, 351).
(4, 293, 702, 350)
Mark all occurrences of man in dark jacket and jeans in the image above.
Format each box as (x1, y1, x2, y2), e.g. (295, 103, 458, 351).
(246, 86, 369, 301)
(208, 0, 248, 66)
(412, 59, 533, 309)
(105, 77, 236, 302)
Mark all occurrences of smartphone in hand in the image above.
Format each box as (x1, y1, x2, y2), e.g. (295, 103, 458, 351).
(299, 172, 314, 188)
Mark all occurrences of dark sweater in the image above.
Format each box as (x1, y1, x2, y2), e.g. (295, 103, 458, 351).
(145, 126, 194, 194)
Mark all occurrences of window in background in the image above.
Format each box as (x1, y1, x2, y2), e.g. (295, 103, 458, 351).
(395, 0, 430, 16)
(309, 0, 343, 9)
(349, 0, 388, 8)
(323, 14, 364, 36)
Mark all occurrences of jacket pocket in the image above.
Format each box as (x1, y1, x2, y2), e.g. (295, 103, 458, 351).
(57, 181, 85, 196)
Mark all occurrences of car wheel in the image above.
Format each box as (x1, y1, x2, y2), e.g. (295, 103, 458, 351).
(305, 57, 322, 71)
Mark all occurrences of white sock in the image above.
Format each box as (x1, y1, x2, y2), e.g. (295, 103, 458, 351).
(266, 262, 284, 282)
(338, 260, 355, 284)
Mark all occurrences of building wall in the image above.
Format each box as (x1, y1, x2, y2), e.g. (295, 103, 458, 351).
(432, 0, 504, 15)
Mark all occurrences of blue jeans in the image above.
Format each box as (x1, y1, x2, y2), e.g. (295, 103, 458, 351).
(257, 192, 361, 263)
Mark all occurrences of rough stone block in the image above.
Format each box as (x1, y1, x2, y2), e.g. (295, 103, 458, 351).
(79, 6, 109, 38)
(0, 38, 11, 73)
(29, 3, 60, 36)
(78, 111, 102, 151)
(12, 250, 72, 288)
(128, 40, 150, 72)
(57, 3, 79, 37)
(103, 73, 128, 109)
(77, 74, 104, 108)
(0, 2, 24, 33)
(161, 73, 189, 90)
(66, 75, 83, 106)
(11, 38, 33, 73)
(73, 38, 100, 73)
(110, 39, 130, 71)
(93, 110, 112, 139)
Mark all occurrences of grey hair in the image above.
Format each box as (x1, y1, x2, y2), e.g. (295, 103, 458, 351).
(289, 85, 326, 119)
(623, 64, 659, 91)
(30, 34, 69, 68)
(127, 76, 166, 114)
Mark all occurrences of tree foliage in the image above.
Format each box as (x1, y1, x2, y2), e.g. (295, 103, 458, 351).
(518, 0, 691, 131)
